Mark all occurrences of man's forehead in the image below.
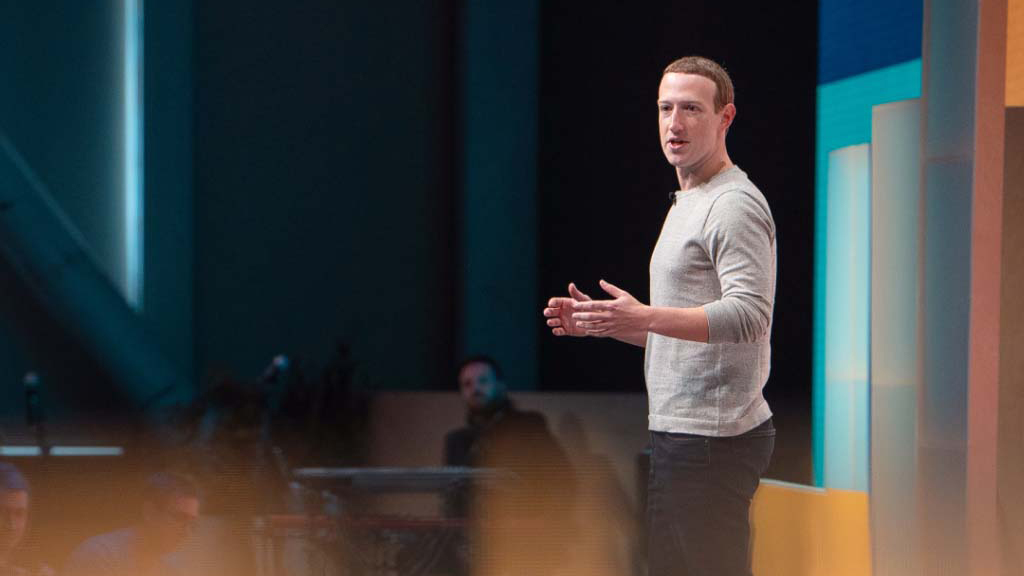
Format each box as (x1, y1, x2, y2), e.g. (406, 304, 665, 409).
(658, 72, 716, 101)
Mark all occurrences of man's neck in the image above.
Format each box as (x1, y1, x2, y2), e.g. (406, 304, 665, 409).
(676, 151, 733, 191)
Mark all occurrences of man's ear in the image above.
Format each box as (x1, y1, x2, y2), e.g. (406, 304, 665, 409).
(720, 102, 736, 133)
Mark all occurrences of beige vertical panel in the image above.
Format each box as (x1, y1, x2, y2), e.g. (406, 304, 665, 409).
(870, 99, 921, 576)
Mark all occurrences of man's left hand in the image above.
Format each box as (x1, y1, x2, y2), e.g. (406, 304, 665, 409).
(571, 280, 652, 337)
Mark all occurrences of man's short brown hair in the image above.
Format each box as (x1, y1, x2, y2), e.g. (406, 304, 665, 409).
(663, 56, 734, 113)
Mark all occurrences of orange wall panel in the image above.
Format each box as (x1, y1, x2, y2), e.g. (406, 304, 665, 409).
(750, 481, 872, 576)
(1009, 0, 1024, 105)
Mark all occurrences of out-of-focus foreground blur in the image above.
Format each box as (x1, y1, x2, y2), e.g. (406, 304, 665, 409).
(1, 0, 1023, 575)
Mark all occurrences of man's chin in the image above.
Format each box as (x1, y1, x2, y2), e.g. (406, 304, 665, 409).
(663, 153, 688, 167)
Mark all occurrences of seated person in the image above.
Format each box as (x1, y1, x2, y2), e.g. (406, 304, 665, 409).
(443, 356, 576, 576)
(445, 355, 528, 467)
(63, 472, 199, 576)
(0, 463, 52, 576)
(444, 355, 570, 479)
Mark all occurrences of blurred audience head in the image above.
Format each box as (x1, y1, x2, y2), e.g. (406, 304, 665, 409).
(141, 472, 199, 555)
(0, 462, 29, 559)
(457, 355, 507, 412)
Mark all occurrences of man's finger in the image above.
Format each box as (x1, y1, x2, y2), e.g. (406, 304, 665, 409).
(552, 327, 566, 336)
(546, 318, 562, 327)
(548, 297, 570, 308)
(599, 279, 629, 298)
(569, 282, 593, 302)
(573, 300, 610, 312)
(572, 312, 608, 322)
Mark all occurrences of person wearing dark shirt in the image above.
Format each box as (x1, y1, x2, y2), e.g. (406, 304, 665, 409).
(443, 356, 568, 511)
(442, 356, 576, 576)
(443, 355, 542, 467)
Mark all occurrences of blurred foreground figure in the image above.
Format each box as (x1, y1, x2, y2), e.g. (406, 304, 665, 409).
(543, 56, 776, 576)
(443, 356, 576, 576)
(63, 472, 199, 576)
(0, 463, 51, 576)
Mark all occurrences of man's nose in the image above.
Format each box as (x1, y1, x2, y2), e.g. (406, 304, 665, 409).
(669, 109, 685, 131)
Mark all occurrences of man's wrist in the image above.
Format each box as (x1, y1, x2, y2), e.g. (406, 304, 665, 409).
(644, 305, 659, 333)
(644, 305, 709, 343)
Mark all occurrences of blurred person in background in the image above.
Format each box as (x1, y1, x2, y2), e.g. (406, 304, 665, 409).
(444, 356, 525, 473)
(443, 355, 563, 515)
(443, 355, 577, 576)
(63, 472, 199, 576)
(0, 463, 52, 576)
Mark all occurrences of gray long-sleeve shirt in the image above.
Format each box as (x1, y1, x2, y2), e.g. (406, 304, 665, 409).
(645, 166, 775, 436)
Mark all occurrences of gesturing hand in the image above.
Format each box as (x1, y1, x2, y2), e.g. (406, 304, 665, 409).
(571, 279, 652, 337)
(542, 282, 594, 337)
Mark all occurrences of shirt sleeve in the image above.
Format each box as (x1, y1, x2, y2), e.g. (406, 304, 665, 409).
(62, 541, 113, 576)
(701, 189, 775, 344)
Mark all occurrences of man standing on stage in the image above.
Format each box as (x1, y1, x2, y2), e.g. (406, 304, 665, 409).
(542, 56, 776, 576)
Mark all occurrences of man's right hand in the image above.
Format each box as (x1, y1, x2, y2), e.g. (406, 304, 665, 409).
(542, 283, 593, 337)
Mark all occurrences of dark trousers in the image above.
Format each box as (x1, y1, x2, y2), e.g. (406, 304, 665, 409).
(647, 418, 775, 576)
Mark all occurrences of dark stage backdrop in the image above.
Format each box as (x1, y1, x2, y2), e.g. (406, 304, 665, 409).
(193, 0, 458, 389)
(0, 0, 815, 482)
(536, 2, 818, 483)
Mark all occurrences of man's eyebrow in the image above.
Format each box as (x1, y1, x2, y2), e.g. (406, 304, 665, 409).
(657, 100, 704, 107)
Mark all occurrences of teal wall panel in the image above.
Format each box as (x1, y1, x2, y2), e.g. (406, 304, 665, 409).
(459, 0, 539, 389)
(812, 58, 921, 485)
(823, 144, 871, 492)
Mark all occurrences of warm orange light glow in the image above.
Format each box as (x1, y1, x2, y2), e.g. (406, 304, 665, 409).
(1009, 0, 1024, 105)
